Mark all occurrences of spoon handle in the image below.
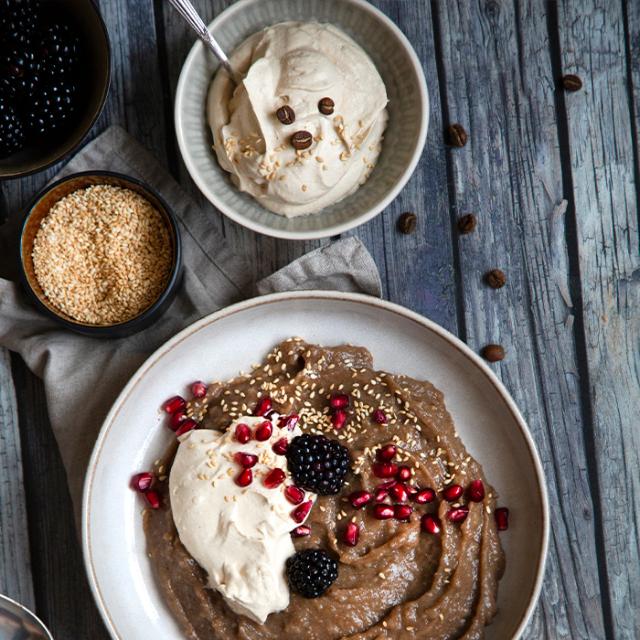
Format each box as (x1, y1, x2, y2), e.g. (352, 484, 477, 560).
(166, 0, 241, 82)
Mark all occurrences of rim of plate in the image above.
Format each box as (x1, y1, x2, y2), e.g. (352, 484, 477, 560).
(82, 291, 549, 639)
(174, 0, 429, 240)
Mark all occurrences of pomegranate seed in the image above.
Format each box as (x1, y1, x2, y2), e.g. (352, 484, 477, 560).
(292, 525, 311, 537)
(291, 500, 313, 523)
(421, 513, 441, 534)
(414, 488, 436, 504)
(330, 393, 350, 409)
(331, 408, 347, 430)
(255, 420, 273, 441)
(374, 487, 389, 503)
(191, 381, 207, 398)
(272, 437, 289, 455)
(234, 452, 258, 468)
(394, 504, 413, 520)
(234, 423, 251, 444)
(264, 468, 286, 489)
(163, 395, 186, 414)
(373, 462, 398, 478)
(406, 484, 418, 497)
(169, 409, 188, 430)
(278, 414, 299, 430)
(343, 522, 360, 546)
(397, 466, 412, 481)
(175, 418, 197, 437)
(131, 472, 153, 493)
(254, 396, 273, 417)
(376, 444, 397, 461)
(373, 504, 395, 519)
(372, 409, 387, 424)
(495, 507, 509, 531)
(285, 486, 305, 505)
(235, 469, 253, 487)
(145, 491, 161, 509)
(447, 506, 469, 523)
(349, 490, 373, 509)
(442, 484, 463, 502)
(467, 479, 485, 502)
(390, 483, 409, 503)
(377, 479, 397, 489)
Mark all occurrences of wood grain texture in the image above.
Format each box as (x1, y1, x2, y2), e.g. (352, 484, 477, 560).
(0, 349, 34, 609)
(356, 0, 458, 332)
(433, 0, 606, 637)
(557, 1, 640, 637)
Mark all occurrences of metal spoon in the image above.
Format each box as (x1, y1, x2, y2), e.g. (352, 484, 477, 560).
(0, 594, 53, 640)
(166, 0, 243, 84)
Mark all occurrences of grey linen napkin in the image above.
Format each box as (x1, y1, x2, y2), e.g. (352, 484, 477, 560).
(0, 125, 382, 522)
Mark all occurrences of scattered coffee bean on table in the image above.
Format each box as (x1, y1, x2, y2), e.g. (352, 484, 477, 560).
(32, 184, 172, 325)
(481, 344, 505, 362)
(561, 74, 583, 92)
(485, 269, 507, 289)
(397, 212, 417, 234)
(445, 123, 468, 147)
(457, 213, 477, 234)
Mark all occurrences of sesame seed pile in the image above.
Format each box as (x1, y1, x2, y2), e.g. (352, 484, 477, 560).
(32, 185, 172, 325)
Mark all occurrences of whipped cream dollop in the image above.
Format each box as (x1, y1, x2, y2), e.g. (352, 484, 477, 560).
(207, 21, 388, 217)
(169, 415, 315, 623)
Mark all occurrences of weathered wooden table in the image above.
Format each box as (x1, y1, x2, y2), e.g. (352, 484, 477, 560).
(1, 1, 638, 638)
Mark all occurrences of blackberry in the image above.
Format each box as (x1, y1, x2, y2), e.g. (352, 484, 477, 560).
(0, 44, 41, 99)
(0, 0, 40, 47)
(286, 549, 338, 598)
(38, 22, 80, 78)
(286, 434, 350, 495)
(25, 79, 77, 138)
(0, 96, 25, 158)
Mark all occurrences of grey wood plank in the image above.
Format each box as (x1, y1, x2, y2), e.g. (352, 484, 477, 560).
(434, 1, 607, 637)
(0, 349, 34, 610)
(348, 0, 458, 332)
(557, 1, 640, 637)
(9, 354, 110, 639)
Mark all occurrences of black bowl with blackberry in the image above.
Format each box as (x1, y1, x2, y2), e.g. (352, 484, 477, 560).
(0, 0, 110, 178)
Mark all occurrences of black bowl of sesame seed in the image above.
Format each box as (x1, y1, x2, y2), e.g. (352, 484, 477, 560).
(19, 170, 183, 337)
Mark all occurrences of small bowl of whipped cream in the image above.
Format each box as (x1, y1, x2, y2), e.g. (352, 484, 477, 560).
(175, 0, 428, 240)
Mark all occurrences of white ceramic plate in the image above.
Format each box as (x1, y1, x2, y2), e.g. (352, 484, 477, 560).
(174, 0, 429, 240)
(83, 292, 548, 639)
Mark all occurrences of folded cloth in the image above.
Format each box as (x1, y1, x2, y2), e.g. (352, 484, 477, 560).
(0, 125, 382, 522)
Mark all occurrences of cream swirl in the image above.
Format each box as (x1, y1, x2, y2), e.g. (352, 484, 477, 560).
(207, 22, 388, 217)
(169, 415, 315, 623)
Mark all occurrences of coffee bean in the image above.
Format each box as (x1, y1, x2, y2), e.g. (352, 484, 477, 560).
(291, 130, 313, 150)
(457, 213, 477, 234)
(446, 123, 468, 147)
(318, 97, 335, 115)
(484, 269, 506, 289)
(276, 105, 295, 125)
(481, 344, 505, 362)
(397, 212, 417, 234)
(561, 74, 583, 92)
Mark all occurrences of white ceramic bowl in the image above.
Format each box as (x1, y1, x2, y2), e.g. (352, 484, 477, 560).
(174, 0, 429, 240)
(83, 291, 548, 640)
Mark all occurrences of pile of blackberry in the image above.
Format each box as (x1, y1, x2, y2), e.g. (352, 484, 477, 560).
(0, 0, 82, 158)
